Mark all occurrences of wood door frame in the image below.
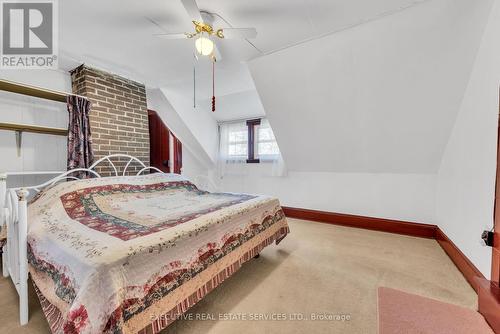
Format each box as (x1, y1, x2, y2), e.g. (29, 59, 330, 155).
(493, 91, 500, 283)
(172, 133, 182, 174)
(147, 109, 170, 173)
(475, 90, 500, 334)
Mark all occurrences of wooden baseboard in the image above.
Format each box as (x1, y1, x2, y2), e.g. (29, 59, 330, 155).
(282, 206, 486, 293)
(492, 237, 500, 284)
(282, 206, 438, 239)
(477, 278, 500, 333)
(435, 229, 485, 292)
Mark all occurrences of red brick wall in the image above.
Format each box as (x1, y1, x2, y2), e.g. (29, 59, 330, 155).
(70, 65, 149, 176)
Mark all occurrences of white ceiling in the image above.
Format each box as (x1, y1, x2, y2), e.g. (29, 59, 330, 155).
(249, 0, 491, 173)
(58, 0, 428, 121)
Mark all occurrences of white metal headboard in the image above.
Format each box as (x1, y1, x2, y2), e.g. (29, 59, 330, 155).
(89, 154, 161, 177)
(8, 154, 163, 195)
(0, 154, 163, 326)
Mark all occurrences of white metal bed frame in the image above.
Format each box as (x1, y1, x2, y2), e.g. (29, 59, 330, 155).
(0, 154, 163, 325)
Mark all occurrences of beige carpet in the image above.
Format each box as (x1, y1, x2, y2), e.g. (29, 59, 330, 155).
(0, 218, 476, 334)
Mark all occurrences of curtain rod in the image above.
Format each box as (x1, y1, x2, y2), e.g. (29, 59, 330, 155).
(217, 116, 266, 125)
(0, 78, 86, 103)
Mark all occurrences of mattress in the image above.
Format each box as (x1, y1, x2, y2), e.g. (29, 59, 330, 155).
(26, 173, 289, 333)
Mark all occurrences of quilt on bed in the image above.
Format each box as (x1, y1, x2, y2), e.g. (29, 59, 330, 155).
(27, 173, 289, 334)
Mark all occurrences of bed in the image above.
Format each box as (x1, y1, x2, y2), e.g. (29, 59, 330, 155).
(0, 155, 289, 334)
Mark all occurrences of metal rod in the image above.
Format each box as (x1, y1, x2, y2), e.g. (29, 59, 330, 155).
(193, 64, 196, 108)
(15, 131, 22, 157)
(217, 116, 266, 125)
(0, 78, 86, 103)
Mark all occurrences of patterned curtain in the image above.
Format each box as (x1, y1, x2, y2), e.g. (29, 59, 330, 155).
(67, 95, 94, 174)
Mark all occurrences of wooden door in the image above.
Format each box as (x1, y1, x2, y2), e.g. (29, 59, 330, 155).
(173, 134, 182, 174)
(477, 91, 500, 334)
(494, 96, 500, 283)
(148, 110, 170, 173)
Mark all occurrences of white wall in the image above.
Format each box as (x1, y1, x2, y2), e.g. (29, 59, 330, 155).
(229, 0, 497, 279)
(435, 0, 500, 279)
(220, 165, 436, 223)
(159, 86, 219, 163)
(146, 88, 214, 167)
(0, 69, 71, 187)
(181, 148, 207, 179)
(200, 89, 266, 122)
(218, 0, 500, 281)
(218, 0, 491, 226)
(146, 88, 216, 187)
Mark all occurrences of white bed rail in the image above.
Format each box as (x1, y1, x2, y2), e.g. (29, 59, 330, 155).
(0, 154, 163, 325)
(1, 180, 29, 325)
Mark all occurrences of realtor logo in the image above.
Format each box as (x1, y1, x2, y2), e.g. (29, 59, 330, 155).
(1, 0, 58, 69)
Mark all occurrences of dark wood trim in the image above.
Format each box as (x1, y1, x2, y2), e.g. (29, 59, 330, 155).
(246, 118, 261, 163)
(492, 90, 500, 284)
(147, 109, 170, 173)
(493, 246, 500, 286)
(476, 91, 500, 333)
(282, 206, 437, 239)
(435, 229, 485, 292)
(282, 206, 488, 293)
(172, 134, 182, 174)
(246, 119, 261, 126)
(477, 278, 500, 333)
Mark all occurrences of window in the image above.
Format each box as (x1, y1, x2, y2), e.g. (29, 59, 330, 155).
(219, 118, 280, 163)
(227, 125, 248, 158)
(219, 121, 248, 162)
(256, 119, 280, 160)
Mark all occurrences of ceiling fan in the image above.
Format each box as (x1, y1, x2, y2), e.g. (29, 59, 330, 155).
(154, 0, 258, 60)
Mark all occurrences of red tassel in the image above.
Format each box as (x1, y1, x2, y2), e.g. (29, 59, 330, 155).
(212, 60, 215, 112)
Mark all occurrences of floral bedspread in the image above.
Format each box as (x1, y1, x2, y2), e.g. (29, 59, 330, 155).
(27, 173, 289, 334)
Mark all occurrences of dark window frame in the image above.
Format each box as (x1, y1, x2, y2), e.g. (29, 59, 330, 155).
(246, 118, 261, 163)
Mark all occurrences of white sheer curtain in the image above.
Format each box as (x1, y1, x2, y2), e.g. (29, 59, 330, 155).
(217, 121, 248, 178)
(217, 119, 287, 179)
(257, 119, 287, 177)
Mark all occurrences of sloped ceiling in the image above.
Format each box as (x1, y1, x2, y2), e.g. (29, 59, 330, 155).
(53, 0, 494, 172)
(248, 0, 493, 173)
(147, 88, 215, 168)
(58, 0, 430, 122)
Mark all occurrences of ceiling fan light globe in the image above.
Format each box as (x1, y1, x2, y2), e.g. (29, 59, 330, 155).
(195, 36, 214, 56)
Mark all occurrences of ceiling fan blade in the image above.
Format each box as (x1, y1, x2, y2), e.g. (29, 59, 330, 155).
(220, 28, 257, 39)
(154, 33, 189, 39)
(180, 0, 203, 23)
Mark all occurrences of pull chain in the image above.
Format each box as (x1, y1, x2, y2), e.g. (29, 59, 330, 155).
(212, 59, 216, 112)
(193, 53, 197, 108)
(193, 64, 196, 108)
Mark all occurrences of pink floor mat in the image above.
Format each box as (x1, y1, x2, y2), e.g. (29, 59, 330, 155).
(377, 287, 494, 334)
